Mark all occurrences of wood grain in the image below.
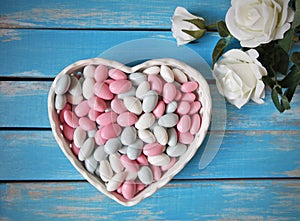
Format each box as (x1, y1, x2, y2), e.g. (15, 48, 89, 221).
(0, 130, 299, 181)
(1, 180, 299, 220)
(0, 0, 229, 29)
(1, 81, 299, 130)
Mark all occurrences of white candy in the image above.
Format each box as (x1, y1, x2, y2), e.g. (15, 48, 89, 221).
(135, 113, 155, 129)
(158, 113, 179, 128)
(85, 155, 98, 173)
(68, 75, 82, 96)
(138, 166, 153, 185)
(55, 74, 71, 95)
(138, 129, 156, 143)
(78, 138, 95, 161)
(160, 65, 174, 83)
(99, 160, 114, 182)
(82, 77, 95, 99)
(106, 172, 126, 191)
(93, 146, 108, 161)
(104, 137, 122, 154)
(136, 81, 150, 99)
(153, 125, 168, 145)
(109, 153, 124, 173)
(167, 128, 178, 146)
(83, 65, 96, 78)
(120, 126, 137, 145)
(142, 90, 158, 113)
(165, 101, 177, 113)
(143, 66, 160, 75)
(172, 68, 188, 83)
(74, 127, 87, 147)
(55, 94, 66, 110)
(166, 143, 187, 157)
(129, 72, 147, 86)
(148, 153, 170, 166)
(123, 96, 142, 115)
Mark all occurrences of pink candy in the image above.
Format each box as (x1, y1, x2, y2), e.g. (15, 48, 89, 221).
(109, 79, 132, 94)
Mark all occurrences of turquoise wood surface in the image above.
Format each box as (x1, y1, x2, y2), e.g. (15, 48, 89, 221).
(0, 0, 299, 220)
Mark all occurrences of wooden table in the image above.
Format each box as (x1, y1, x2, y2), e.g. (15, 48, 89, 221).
(1, 1, 300, 220)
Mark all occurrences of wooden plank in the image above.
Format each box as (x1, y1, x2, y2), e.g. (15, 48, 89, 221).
(0, 29, 220, 77)
(1, 180, 299, 220)
(1, 81, 300, 130)
(0, 0, 229, 29)
(1, 130, 299, 180)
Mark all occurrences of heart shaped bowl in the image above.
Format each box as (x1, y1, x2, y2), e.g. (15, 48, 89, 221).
(48, 58, 212, 206)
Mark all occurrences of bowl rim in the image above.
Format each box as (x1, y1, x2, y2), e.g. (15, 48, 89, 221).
(48, 57, 212, 206)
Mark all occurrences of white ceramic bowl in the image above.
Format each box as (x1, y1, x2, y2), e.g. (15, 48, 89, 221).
(48, 58, 212, 206)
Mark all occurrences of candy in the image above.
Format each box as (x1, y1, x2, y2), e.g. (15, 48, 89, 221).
(96, 111, 118, 126)
(55, 94, 67, 110)
(73, 127, 87, 147)
(177, 115, 191, 133)
(166, 143, 187, 157)
(99, 160, 114, 182)
(137, 129, 156, 144)
(109, 79, 132, 94)
(143, 142, 164, 157)
(136, 81, 150, 99)
(82, 77, 95, 99)
(137, 166, 153, 185)
(120, 126, 137, 145)
(157, 113, 179, 128)
(122, 180, 136, 200)
(68, 76, 82, 96)
(117, 112, 138, 127)
(94, 64, 108, 82)
(163, 83, 177, 104)
(74, 100, 90, 117)
(55, 74, 71, 95)
(104, 137, 122, 154)
(78, 138, 95, 161)
(93, 82, 114, 100)
(53, 63, 206, 200)
(160, 65, 174, 83)
(153, 125, 168, 146)
(106, 172, 126, 192)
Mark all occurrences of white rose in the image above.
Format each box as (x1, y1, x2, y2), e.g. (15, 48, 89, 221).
(171, 7, 206, 46)
(226, 0, 295, 48)
(213, 49, 268, 109)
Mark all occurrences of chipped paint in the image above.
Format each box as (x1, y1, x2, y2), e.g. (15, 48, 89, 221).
(0, 81, 50, 96)
(0, 29, 21, 42)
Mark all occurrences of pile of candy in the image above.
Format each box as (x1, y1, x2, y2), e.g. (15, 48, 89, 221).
(54, 63, 202, 200)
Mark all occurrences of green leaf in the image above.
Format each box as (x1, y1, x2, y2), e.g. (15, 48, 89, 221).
(271, 88, 284, 112)
(284, 86, 297, 102)
(212, 38, 227, 68)
(279, 65, 300, 88)
(182, 29, 206, 39)
(256, 43, 289, 76)
(291, 52, 300, 67)
(262, 76, 276, 88)
(216, 20, 230, 37)
(183, 18, 206, 29)
(292, 0, 300, 29)
(278, 28, 294, 53)
(280, 93, 291, 110)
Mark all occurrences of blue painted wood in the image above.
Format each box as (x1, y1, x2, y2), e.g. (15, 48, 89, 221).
(0, 30, 220, 77)
(1, 81, 300, 130)
(0, 0, 229, 29)
(1, 180, 300, 220)
(1, 130, 299, 181)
